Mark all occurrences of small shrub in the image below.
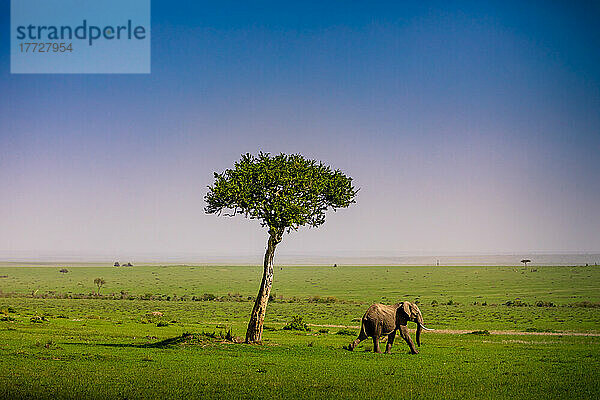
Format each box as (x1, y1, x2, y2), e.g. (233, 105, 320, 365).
(199, 329, 235, 341)
(283, 315, 310, 331)
(335, 328, 356, 336)
(431, 299, 438, 306)
(535, 301, 556, 307)
(318, 328, 329, 334)
(571, 301, 600, 308)
(157, 321, 169, 327)
(307, 296, 339, 304)
(504, 299, 529, 307)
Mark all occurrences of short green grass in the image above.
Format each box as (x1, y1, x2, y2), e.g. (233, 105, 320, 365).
(0, 264, 599, 399)
(2, 263, 599, 304)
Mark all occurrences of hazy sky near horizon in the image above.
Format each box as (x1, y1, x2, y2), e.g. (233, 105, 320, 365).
(1, 1, 599, 259)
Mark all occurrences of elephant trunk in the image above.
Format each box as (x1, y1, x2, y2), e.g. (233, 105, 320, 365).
(416, 312, 423, 346)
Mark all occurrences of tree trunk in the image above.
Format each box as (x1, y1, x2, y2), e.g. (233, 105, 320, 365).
(245, 229, 283, 344)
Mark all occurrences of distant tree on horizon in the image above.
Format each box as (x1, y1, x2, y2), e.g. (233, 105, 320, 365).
(114, 262, 120, 267)
(94, 278, 106, 295)
(521, 259, 531, 267)
(205, 152, 357, 344)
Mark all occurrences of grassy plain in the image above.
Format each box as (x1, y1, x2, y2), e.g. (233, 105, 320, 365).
(0, 264, 599, 399)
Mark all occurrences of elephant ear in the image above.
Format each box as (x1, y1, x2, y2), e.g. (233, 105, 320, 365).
(401, 302, 412, 318)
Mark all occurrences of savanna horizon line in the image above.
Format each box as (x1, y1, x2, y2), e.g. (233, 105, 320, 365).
(0, 251, 598, 266)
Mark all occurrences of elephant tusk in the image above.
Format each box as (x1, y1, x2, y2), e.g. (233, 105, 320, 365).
(418, 323, 434, 331)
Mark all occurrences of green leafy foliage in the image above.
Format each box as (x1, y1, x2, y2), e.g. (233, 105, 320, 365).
(205, 153, 357, 232)
(283, 315, 310, 331)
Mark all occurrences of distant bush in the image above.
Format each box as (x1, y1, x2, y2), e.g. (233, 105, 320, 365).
(59, 268, 69, 274)
(283, 315, 310, 331)
(198, 293, 216, 301)
(431, 299, 438, 306)
(318, 328, 329, 334)
(199, 329, 234, 341)
(535, 301, 556, 307)
(307, 295, 339, 303)
(439, 299, 458, 305)
(503, 299, 529, 307)
(570, 301, 600, 308)
(157, 321, 169, 327)
(30, 316, 48, 323)
(335, 328, 356, 336)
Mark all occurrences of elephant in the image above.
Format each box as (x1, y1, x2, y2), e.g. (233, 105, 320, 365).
(347, 301, 432, 354)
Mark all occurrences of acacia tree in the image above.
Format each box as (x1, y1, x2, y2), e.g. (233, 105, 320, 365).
(521, 259, 531, 267)
(94, 277, 106, 295)
(205, 153, 357, 343)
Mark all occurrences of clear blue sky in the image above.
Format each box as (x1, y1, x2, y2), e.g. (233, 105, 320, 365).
(1, 1, 599, 260)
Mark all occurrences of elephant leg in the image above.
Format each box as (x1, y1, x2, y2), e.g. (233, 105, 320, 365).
(385, 331, 396, 354)
(399, 325, 418, 354)
(373, 336, 382, 353)
(348, 330, 368, 351)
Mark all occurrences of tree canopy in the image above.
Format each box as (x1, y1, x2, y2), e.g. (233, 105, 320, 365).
(205, 152, 358, 343)
(205, 152, 357, 233)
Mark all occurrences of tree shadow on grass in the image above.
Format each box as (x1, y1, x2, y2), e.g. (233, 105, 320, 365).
(86, 332, 240, 349)
(98, 335, 191, 349)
